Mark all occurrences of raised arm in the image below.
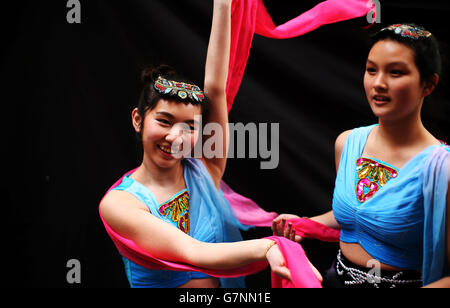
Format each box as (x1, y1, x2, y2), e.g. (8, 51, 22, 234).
(202, 0, 232, 188)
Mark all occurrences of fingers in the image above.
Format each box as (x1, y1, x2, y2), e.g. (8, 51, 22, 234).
(289, 227, 297, 241)
(283, 220, 291, 237)
(273, 218, 286, 236)
(308, 261, 323, 283)
(272, 214, 302, 237)
(272, 218, 298, 241)
(271, 219, 278, 234)
(274, 267, 292, 281)
(284, 221, 295, 240)
(294, 235, 303, 243)
(273, 214, 299, 223)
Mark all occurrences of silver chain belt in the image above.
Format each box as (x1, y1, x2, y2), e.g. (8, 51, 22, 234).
(336, 250, 422, 288)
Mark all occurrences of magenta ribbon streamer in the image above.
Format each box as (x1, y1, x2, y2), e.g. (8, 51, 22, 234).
(99, 0, 372, 287)
(227, 0, 374, 111)
(99, 170, 339, 288)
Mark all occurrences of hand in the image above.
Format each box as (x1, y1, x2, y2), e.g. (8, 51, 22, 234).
(265, 244, 291, 280)
(266, 244, 323, 283)
(308, 260, 323, 283)
(272, 214, 303, 243)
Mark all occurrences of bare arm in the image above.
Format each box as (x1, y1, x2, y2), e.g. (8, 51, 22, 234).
(272, 130, 351, 240)
(334, 129, 352, 174)
(310, 130, 353, 229)
(101, 190, 280, 270)
(309, 130, 353, 229)
(202, 0, 232, 188)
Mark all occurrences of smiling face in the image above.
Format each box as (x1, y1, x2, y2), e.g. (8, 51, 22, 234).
(364, 39, 433, 122)
(133, 98, 202, 169)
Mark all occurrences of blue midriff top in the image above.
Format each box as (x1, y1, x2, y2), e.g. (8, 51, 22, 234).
(109, 158, 248, 288)
(332, 125, 447, 271)
(112, 174, 211, 288)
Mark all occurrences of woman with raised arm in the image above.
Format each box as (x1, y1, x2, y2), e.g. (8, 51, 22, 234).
(99, 0, 296, 288)
(273, 24, 450, 288)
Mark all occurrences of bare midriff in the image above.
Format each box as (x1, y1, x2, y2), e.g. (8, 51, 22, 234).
(178, 277, 220, 288)
(340, 241, 404, 271)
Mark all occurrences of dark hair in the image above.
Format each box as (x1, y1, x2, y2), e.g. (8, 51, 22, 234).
(136, 64, 209, 137)
(368, 23, 442, 86)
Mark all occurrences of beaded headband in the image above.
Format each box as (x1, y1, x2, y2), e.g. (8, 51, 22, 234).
(380, 24, 432, 40)
(154, 76, 205, 103)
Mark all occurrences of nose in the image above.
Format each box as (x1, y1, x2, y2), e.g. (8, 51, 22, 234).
(165, 124, 186, 146)
(373, 72, 388, 92)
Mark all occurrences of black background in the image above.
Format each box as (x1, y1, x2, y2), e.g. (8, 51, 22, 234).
(3, 0, 449, 288)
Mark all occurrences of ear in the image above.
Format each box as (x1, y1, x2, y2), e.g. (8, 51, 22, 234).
(423, 73, 439, 98)
(131, 108, 142, 133)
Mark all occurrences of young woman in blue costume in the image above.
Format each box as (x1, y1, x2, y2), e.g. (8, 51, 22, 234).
(99, 0, 299, 288)
(273, 24, 450, 288)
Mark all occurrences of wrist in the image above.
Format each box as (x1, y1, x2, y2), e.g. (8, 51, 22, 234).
(262, 239, 277, 259)
(214, 0, 232, 8)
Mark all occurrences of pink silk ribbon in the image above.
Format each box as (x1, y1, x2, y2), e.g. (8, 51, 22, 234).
(220, 181, 278, 226)
(288, 217, 341, 242)
(99, 170, 340, 288)
(99, 0, 371, 287)
(227, 0, 374, 111)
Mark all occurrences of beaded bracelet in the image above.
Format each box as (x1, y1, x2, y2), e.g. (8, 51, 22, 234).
(264, 240, 277, 257)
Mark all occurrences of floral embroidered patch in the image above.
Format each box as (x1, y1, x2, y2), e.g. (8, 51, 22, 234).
(356, 158, 398, 203)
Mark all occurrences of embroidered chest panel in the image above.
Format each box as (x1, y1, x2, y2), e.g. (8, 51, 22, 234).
(158, 190, 190, 234)
(356, 157, 398, 203)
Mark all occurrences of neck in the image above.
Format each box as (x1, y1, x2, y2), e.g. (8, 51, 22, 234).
(133, 154, 184, 188)
(377, 108, 426, 148)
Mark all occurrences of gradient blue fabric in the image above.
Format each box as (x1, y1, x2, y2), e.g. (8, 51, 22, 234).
(112, 158, 250, 288)
(422, 144, 450, 285)
(333, 124, 449, 285)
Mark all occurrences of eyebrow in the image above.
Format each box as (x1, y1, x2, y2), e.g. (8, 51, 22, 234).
(366, 59, 408, 66)
(155, 111, 175, 119)
(155, 111, 198, 125)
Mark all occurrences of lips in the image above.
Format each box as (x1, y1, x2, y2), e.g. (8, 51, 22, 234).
(372, 94, 391, 105)
(157, 144, 181, 155)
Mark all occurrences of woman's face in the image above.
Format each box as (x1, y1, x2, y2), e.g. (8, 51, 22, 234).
(133, 98, 202, 169)
(364, 39, 428, 122)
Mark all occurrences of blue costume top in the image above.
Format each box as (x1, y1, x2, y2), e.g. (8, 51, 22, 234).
(332, 124, 449, 285)
(111, 158, 250, 288)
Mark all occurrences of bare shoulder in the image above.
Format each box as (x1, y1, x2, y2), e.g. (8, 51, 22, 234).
(100, 190, 149, 229)
(334, 129, 353, 171)
(101, 189, 147, 212)
(335, 130, 352, 156)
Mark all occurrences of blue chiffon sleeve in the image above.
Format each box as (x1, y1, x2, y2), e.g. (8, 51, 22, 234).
(422, 146, 450, 285)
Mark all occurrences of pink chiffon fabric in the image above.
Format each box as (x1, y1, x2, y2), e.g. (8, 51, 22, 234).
(220, 181, 278, 226)
(99, 171, 340, 288)
(99, 0, 371, 287)
(227, 0, 374, 111)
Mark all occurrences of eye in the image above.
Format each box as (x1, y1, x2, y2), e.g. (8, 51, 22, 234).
(390, 70, 405, 76)
(366, 67, 376, 74)
(156, 118, 171, 125)
(182, 126, 196, 133)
